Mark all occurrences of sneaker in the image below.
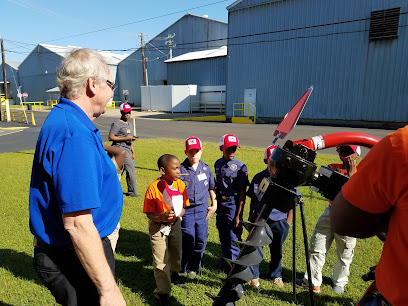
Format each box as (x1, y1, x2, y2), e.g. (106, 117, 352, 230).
(154, 294, 169, 306)
(249, 278, 260, 288)
(272, 277, 284, 288)
(295, 278, 320, 293)
(187, 271, 197, 279)
(332, 285, 344, 294)
(171, 272, 185, 287)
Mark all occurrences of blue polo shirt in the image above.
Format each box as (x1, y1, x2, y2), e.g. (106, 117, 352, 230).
(29, 98, 123, 246)
(214, 157, 248, 198)
(180, 159, 215, 206)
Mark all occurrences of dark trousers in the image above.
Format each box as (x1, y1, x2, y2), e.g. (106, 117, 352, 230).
(123, 150, 138, 196)
(33, 237, 115, 306)
(252, 219, 289, 279)
(181, 204, 209, 273)
(216, 202, 243, 273)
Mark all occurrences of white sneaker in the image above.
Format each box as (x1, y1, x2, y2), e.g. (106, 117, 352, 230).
(249, 278, 260, 288)
(187, 271, 197, 279)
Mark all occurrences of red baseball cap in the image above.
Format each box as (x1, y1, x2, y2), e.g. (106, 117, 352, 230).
(264, 145, 276, 162)
(219, 134, 240, 149)
(336, 145, 361, 156)
(185, 137, 202, 152)
(120, 103, 132, 113)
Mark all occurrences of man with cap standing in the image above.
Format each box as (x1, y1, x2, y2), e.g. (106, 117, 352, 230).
(247, 145, 293, 288)
(180, 137, 217, 279)
(214, 134, 249, 273)
(109, 102, 139, 197)
(297, 145, 361, 294)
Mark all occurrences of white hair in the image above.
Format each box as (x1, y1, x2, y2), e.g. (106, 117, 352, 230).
(57, 48, 109, 99)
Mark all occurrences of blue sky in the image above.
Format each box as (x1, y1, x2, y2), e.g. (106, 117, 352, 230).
(1, 0, 231, 63)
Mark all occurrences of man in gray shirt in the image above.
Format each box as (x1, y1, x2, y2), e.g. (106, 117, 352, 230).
(109, 103, 139, 197)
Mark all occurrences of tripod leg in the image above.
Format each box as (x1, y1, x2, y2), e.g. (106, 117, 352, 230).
(292, 203, 296, 301)
(300, 201, 315, 306)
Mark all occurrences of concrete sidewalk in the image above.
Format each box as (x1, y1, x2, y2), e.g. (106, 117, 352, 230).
(101, 108, 225, 121)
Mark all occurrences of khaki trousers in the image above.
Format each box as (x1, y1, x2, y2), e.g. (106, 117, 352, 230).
(149, 219, 182, 295)
(304, 205, 356, 287)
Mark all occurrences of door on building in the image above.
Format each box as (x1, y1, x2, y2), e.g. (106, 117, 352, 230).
(244, 88, 256, 118)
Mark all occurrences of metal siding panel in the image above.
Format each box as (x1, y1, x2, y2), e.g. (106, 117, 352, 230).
(118, 15, 228, 106)
(167, 57, 226, 86)
(227, 0, 408, 122)
(117, 51, 143, 106)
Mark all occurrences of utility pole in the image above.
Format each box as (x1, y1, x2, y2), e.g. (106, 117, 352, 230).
(139, 33, 147, 86)
(1, 38, 9, 121)
(165, 33, 176, 59)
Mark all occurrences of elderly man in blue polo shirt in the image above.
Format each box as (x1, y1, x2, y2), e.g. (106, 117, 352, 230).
(29, 49, 125, 305)
(180, 137, 217, 279)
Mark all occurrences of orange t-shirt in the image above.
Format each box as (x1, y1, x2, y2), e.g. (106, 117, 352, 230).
(342, 125, 408, 305)
(143, 178, 190, 223)
(328, 163, 355, 205)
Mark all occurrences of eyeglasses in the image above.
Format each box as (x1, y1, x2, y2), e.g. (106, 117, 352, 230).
(106, 80, 117, 92)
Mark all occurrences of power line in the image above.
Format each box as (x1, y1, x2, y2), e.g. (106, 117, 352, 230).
(6, 22, 408, 58)
(42, 0, 229, 43)
(90, 10, 408, 52)
(5, 10, 407, 56)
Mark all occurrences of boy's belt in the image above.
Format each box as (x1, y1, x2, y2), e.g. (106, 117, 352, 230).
(221, 195, 237, 201)
(157, 219, 178, 226)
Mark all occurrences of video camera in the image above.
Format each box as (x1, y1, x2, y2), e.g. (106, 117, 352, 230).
(256, 140, 349, 212)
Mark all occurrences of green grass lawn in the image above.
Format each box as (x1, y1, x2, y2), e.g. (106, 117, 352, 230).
(0, 138, 383, 305)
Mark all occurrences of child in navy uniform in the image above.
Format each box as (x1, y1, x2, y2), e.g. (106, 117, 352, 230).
(247, 145, 293, 288)
(214, 134, 248, 273)
(180, 137, 217, 279)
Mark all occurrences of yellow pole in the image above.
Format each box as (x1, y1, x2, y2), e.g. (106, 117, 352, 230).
(31, 112, 36, 126)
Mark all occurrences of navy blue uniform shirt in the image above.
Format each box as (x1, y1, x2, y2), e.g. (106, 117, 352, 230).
(214, 157, 248, 197)
(180, 159, 215, 206)
(247, 168, 287, 221)
(247, 168, 301, 221)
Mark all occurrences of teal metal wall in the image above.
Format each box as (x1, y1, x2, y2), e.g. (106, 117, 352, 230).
(227, 0, 408, 123)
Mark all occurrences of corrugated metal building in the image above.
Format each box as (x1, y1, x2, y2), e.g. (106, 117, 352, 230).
(226, 0, 408, 124)
(165, 46, 227, 85)
(18, 44, 128, 102)
(0, 61, 20, 103)
(117, 14, 228, 106)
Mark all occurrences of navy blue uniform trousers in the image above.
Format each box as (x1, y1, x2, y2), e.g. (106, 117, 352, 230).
(252, 218, 289, 279)
(181, 204, 209, 272)
(216, 199, 243, 273)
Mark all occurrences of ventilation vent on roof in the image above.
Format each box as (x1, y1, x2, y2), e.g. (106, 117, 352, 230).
(369, 7, 400, 41)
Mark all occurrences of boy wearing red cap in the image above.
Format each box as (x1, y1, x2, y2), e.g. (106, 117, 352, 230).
(143, 154, 190, 305)
(214, 134, 249, 273)
(298, 145, 360, 294)
(109, 103, 138, 197)
(247, 145, 293, 288)
(180, 137, 217, 279)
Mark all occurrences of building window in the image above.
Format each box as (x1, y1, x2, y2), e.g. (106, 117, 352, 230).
(369, 7, 400, 41)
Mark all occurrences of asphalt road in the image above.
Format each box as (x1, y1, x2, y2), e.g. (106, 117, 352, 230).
(0, 109, 397, 157)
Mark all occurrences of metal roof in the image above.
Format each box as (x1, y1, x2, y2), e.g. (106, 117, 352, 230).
(227, 0, 285, 11)
(6, 61, 21, 70)
(164, 46, 227, 63)
(38, 44, 129, 65)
